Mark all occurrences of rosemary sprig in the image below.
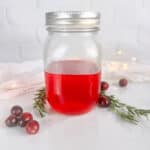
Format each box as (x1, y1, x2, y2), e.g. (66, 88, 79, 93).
(33, 88, 47, 117)
(33, 88, 150, 124)
(105, 94, 150, 124)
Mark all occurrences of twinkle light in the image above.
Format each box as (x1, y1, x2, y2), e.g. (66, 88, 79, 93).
(108, 61, 120, 72)
(107, 61, 129, 72)
(10, 82, 18, 89)
(122, 63, 128, 70)
(3, 81, 20, 90)
(116, 49, 123, 55)
(131, 57, 137, 62)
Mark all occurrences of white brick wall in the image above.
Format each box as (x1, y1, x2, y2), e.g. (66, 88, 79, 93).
(0, 0, 150, 62)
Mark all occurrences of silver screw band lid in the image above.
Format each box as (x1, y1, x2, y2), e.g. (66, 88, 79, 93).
(46, 11, 100, 32)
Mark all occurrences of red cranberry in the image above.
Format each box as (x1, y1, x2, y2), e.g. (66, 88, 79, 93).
(25, 120, 40, 135)
(17, 117, 27, 127)
(11, 105, 23, 116)
(5, 115, 17, 127)
(119, 78, 128, 87)
(98, 96, 110, 107)
(21, 112, 33, 123)
(101, 81, 109, 91)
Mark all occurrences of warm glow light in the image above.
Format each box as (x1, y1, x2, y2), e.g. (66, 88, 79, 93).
(108, 61, 120, 72)
(107, 61, 129, 72)
(6, 81, 19, 90)
(11, 83, 18, 89)
(122, 63, 128, 70)
(116, 49, 123, 55)
(131, 57, 137, 62)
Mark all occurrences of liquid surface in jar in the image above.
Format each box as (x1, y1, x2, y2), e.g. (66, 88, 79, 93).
(45, 60, 101, 115)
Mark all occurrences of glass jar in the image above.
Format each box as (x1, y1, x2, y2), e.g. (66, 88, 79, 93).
(44, 11, 101, 115)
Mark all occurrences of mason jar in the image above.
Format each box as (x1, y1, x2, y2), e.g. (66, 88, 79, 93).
(44, 11, 101, 115)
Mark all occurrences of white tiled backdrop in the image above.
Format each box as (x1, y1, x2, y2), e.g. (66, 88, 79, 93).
(0, 0, 150, 62)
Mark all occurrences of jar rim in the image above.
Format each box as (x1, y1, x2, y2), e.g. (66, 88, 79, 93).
(46, 11, 100, 32)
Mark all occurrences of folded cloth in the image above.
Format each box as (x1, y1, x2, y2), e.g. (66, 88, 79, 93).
(0, 60, 150, 99)
(0, 60, 44, 99)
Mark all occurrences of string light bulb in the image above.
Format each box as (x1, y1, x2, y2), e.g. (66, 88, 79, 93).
(122, 63, 128, 70)
(108, 61, 120, 72)
(116, 49, 123, 55)
(131, 57, 137, 62)
(2, 81, 19, 90)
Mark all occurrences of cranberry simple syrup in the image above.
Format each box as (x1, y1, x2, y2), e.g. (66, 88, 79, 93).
(45, 60, 101, 115)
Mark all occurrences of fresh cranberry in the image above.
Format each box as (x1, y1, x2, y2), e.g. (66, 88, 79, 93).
(119, 78, 128, 87)
(11, 105, 23, 116)
(5, 115, 17, 127)
(25, 120, 40, 135)
(21, 112, 33, 123)
(17, 117, 27, 127)
(101, 81, 109, 91)
(98, 95, 110, 107)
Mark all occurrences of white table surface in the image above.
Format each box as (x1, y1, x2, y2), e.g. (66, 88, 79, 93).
(0, 82, 150, 150)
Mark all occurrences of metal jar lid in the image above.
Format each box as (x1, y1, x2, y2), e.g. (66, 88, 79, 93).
(46, 11, 100, 32)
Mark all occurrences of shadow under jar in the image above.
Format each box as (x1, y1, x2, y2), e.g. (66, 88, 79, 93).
(44, 11, 102, 115)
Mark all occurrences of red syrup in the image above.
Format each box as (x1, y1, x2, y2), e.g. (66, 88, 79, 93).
(45, 60, 101, 115)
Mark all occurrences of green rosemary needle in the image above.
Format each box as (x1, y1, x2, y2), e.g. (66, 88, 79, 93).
(33, 88, 150, 124)
(106, 94, 150, 124)
(33, 88, 47, 117)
